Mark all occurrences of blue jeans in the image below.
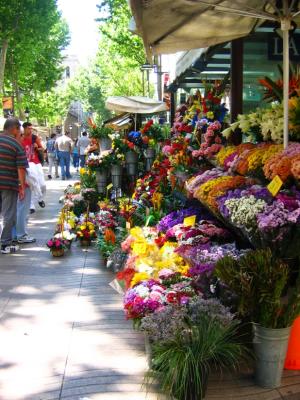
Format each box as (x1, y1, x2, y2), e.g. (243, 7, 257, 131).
(59, 151, 71, 178)
(79, 155, 86, 168)
(12, 187, 32, 239)
(73, 153, 79, 168)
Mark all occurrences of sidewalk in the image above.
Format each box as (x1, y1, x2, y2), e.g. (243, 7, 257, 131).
(0, 179, 155, 400)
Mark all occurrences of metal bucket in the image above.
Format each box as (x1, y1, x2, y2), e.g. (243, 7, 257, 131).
(125, 151, 138, 176)
(144, 148, 156, 171)
(253, 323, 291, 388)
(99, 137, 112, 153)
(111, 164, 123, 189)
(95, 170, 107, 194)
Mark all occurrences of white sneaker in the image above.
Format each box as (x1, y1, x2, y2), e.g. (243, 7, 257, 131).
(1, 245, 20, 254)
(17, 235, 36, 244)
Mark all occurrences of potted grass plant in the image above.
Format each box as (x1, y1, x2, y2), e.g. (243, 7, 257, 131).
(215, 248, 300, 389)
(141, 298, 247, 400)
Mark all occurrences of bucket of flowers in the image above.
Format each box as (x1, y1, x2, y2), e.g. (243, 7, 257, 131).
(76, 221, 97, 246)
(47, 237, 69, 257)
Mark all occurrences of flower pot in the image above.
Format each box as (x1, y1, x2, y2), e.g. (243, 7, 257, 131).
(95, 170, 108, 194)
(253, 323, 291, 388)
(125, 151, 138, 176)
(51, 248, 64, 257)
(80, 239, 91, 247)
(111, 164, 123, 189)
(99, 137, 112, 153)
(144, 148, 156, 171)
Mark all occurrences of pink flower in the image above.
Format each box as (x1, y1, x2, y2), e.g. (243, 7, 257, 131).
(47, 240, 53, 247)
(55, 240, 61, 247)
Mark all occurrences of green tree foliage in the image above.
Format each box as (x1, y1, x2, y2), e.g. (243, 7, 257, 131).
(0, 0, 70, 115)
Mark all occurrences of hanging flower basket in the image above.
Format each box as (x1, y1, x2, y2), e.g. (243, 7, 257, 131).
(51, 248, 65, 257)
(125, 150, 138, 176)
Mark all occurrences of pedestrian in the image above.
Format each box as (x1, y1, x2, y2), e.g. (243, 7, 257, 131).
(0, 118, 28, 254)
(55, 131, 73, 180)
(77, 131, 90, 167)
(46, 133, 59, 179)
(21, 122, 46, 209)
(72, 139, 79, 171)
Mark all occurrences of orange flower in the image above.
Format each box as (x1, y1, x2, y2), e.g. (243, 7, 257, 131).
(104, 229, 116, 244)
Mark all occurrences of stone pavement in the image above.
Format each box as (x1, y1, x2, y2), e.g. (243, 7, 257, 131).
(0, 178, 156, 400)
(0, 178, 300, 400)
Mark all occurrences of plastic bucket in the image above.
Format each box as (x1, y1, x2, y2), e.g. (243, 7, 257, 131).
(99, 137, 112, 152)
(285, 317, 300, 370)
(253, 323, 291, 388)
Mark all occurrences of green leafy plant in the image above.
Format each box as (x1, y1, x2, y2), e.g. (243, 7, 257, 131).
(215, 248, 300, 329)
(90, 126, 113, 139)
(147, 316, 245, 400)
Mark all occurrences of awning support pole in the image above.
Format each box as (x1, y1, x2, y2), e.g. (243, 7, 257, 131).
(281, 17, 291, 149)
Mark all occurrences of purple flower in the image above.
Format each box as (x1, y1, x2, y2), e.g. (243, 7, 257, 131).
(189, 263, 215, 276)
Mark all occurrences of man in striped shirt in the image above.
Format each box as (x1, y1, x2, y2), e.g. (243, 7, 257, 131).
(0, 118, 28, 254)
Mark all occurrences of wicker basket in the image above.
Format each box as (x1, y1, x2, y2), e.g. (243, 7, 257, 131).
(51, 248, 65, 257)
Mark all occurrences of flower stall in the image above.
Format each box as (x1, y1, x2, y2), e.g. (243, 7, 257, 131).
(50, 74, 300, 399)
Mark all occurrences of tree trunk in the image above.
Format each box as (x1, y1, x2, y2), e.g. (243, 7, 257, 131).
(0, 39, 9, 96)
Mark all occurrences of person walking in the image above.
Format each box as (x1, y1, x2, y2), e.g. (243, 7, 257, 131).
(77, 131, 90, 168)
(72, 139, 79, 171)
(55, 131, 73, 180)
(46, 133, 59, 179)
(0, 118, 28, 254)
(21, 122, 46, 209)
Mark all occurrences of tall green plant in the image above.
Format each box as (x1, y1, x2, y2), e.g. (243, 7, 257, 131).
(215, 248, 300, 329)
(147, 317, 245, 400)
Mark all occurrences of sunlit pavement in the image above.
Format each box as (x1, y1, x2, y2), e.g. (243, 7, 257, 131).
(0, 174, 158, 400)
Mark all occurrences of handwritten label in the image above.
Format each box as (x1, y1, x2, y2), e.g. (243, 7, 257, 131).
(267, 175, 283, 197)
(184, 215, 196, 227)
(106, 183, 113, 191)
(126, 221, 131, 231)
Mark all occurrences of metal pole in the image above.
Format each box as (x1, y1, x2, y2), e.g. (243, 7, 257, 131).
(142, 70, 145, 97)
(281, 17, 291, 149)
(147, 70, 150, 97)
(157, 55, 163, 101)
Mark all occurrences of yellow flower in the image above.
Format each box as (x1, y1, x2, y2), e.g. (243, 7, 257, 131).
(130, 272, 150, 287)
(207, 111, 214, 119)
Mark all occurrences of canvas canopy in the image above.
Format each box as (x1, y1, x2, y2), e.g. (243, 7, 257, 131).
(130, 0, 300, 148)
(105, 96, 168, 114)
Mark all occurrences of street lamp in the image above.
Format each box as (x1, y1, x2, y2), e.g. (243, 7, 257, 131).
(24, 107, 30, 122)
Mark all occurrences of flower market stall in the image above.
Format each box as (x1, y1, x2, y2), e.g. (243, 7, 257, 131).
(48, 70, 300, 399)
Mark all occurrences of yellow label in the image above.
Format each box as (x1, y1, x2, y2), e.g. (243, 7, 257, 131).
(106, 183, 113, 191)
(126, 221, 131, 230)
(267, 175, 283, 197)
(184, 215, 196, 227)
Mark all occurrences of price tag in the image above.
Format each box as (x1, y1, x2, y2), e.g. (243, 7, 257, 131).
(106, 183, 113, 191)
(267, 175, 283, 197)
(184, 215, 196, 227)
(126, 221, 131, 230)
